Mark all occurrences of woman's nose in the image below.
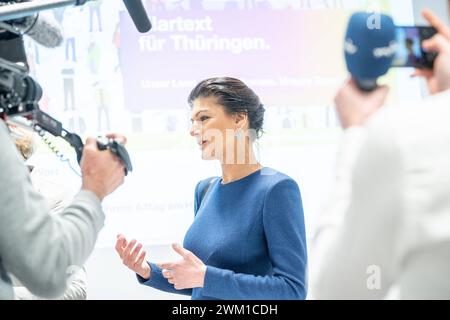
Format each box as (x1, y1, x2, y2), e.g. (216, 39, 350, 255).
(190, 121, 201, 137)
(190, 123, 199, 137)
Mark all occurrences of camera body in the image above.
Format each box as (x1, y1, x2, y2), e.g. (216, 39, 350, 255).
(392, 26, 438, 69)
(0, 32, 42, 119)
(0, 19, 132, 174)
(97, 137, 133, 175)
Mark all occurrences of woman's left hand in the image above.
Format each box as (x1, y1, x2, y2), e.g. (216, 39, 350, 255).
(158, 244, 207, 290)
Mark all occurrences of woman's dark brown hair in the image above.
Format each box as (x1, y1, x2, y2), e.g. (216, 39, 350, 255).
(188, 77, 265, 139)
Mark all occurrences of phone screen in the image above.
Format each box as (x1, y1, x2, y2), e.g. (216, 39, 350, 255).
(392, 26, 437, 69)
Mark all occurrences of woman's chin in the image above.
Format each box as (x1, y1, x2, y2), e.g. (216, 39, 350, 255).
(201, 150, 219, 161)
(201, 152, 214, 161)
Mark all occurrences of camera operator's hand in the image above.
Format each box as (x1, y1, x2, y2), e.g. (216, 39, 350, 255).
(105, 133, 127, 145)
(80, 137, 126, 200)
(412, 9, 450, 94)
(334, 79, 389, 129)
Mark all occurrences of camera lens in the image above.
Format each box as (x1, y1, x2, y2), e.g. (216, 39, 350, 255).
(0, 71, 42, 115)
(22, 76, 42, 104)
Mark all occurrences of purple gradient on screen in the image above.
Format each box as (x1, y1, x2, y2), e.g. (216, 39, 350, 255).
(120, 8, 347, 111)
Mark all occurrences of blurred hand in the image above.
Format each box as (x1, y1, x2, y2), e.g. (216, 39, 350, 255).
(334, 79, 389, 129)
(115, 234, 150, 280)
(105, 133, 127, 145)
(80, 137, 125, 200)
(158, 244, 206, 290)
(412, 9, 450, 94)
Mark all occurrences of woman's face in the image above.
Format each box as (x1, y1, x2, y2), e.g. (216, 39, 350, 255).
(190, 96, 245, 162)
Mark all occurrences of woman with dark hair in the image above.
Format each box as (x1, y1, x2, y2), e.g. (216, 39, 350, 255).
(116, 77, 307, 300)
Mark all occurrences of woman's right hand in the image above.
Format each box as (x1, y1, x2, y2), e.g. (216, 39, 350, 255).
(115, 234, 151, 280)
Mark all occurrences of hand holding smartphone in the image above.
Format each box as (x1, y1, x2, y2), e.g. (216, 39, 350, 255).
(392, 26, 438, 69)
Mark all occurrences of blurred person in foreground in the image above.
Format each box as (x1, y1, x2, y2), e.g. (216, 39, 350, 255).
(0, 116, 126, 299)
(11, 131, 87, 300)
(310, 8, 450, 299)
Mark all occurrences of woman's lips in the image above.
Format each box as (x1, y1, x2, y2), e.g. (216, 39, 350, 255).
(199, 141, 209, 149)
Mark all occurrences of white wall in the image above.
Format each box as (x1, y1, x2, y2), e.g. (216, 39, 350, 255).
(413, 0, 450, 25)
(85, 245, 189, 299)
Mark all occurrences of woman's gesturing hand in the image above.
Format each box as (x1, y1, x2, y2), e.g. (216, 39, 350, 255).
(158, 244, 207, 290)
(115, 234, 151, 280)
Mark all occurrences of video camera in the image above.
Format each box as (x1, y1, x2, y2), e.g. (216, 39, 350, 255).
(0, 27, 40, 118)
(0, 0, 144, 175)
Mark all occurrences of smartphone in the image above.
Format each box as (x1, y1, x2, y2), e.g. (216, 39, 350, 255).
(392, 26, 438, 69)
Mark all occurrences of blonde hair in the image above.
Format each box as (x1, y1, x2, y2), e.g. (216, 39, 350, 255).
(13, 131, 36, 161)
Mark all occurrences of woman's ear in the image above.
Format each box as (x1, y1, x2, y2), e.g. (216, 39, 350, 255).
(234, 112, 248, 129)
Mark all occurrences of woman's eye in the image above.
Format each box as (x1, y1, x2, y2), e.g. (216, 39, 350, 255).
(200, 116, 209, 122)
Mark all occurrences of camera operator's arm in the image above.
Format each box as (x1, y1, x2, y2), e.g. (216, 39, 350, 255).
(12, 267, 87, 300)
(0, 121, 125, 299)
